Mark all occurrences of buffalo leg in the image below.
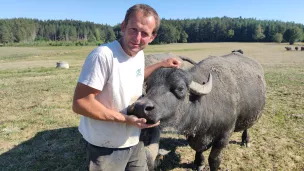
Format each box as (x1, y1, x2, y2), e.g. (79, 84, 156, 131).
(208, 137, 229, 171)
(241, 129, 250, 147)
(141, 127, 161, 170)
(208, 146, 224, 171)
(194, 151, 205, 171)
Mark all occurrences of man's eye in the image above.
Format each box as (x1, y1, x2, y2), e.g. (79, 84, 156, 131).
(130, 28, 137, 33)
(142, 32, 148, 37)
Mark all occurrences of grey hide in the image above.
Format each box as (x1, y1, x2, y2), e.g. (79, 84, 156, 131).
(145, 53, 196, 70)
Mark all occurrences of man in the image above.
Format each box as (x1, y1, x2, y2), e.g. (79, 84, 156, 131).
(72, 4, 181, 171)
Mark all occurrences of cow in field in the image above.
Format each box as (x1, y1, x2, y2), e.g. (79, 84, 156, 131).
(285, 47, 292, 51)
(301, 47, 304, 51)
(129, 53, 266, 171)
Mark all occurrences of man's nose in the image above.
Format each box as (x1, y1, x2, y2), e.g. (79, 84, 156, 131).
(134, 32, 141, 42)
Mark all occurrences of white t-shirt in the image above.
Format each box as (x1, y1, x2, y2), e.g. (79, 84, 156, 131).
(78, 40, 145, 148)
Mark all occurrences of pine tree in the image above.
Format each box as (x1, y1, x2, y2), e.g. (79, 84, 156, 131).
(252, 24, 265, 41)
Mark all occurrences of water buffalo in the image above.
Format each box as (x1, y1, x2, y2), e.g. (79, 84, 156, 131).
(129, 53, 266, 171)
(301, 47, 304, 51)
(232, 49, 244, 54)
(140, 53, 197, 170)
(295, 47, 298, 51)
(285, 47, 292, 51)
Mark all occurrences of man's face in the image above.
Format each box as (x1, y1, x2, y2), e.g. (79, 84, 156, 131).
(121, 11, 156, 56)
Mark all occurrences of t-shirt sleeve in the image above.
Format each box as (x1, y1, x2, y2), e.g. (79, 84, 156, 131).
(78, 52, 111, 91)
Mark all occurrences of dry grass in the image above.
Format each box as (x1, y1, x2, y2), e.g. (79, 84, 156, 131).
(0, 43, 303, 170)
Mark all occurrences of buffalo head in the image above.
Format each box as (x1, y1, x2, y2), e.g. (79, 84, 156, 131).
(128, 68, 212, 126)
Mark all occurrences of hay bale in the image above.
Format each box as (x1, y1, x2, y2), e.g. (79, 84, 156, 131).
(56, 61, 69, 69)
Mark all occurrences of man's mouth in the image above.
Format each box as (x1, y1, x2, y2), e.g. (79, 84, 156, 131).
(130, 42, 139, 47)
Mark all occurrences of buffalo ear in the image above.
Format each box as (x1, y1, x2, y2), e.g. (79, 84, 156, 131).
(189, 73, 213, 95)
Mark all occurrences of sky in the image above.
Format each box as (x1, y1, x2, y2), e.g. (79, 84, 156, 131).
(1, 0, 304, 26)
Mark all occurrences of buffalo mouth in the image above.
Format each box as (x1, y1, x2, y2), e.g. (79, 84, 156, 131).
(146, 119, 156, 124)
(139, 112, 160, 125)
(127, 101, 160, 122)
(145, 113, 163, 125)
(127, 105, 158, 124)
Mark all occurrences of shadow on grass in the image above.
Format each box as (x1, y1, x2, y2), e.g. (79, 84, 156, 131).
(156, 133, 244, 170)
(155, 135, 194, 170)
(0, 127, 193, 171)
(229, 140, 242, 146)
(0, 128, 243, 170)
(0, 127, 87, 171)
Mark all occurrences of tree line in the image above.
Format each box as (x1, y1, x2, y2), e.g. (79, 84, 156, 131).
(0, 17, 303, 46)
(0, 18, 116, 46)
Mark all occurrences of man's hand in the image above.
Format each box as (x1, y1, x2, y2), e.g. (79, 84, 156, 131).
(126, 115, 160, 129)
(162, 58, 182, 68)
(145, 57, 182, 79)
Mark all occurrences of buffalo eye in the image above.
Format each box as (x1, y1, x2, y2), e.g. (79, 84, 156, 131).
(172, 85, 186, 99)
(176, 87, 184, 92)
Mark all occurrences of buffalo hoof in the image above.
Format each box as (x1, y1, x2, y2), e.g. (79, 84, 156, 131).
(193, 164, 207, 171)
(241, 142, 251, 147)
(153, 155, 163, 169)
(158, 148, 170, 156)
(197, 165, 206, 171)
(154, 149, 170, 169)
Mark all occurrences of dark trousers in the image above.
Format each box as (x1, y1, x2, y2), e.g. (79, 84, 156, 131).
(86, 141, 148, 171)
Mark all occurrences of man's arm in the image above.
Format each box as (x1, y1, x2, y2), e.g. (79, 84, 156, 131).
(144, 58, 182, 79)
(72, 82, 159, 128)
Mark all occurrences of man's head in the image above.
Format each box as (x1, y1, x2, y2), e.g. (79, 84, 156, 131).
(120, 4, 160, 56)
(124, 4, 160, 35)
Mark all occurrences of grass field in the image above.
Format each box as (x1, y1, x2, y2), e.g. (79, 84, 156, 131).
(0, 43, 303, 170)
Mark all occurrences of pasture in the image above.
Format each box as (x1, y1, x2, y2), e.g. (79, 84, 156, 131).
(0, 43, 303, 170)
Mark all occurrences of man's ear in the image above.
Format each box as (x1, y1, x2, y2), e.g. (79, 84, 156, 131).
(149, 34, 157, 43)
(121, 21, 126, 32)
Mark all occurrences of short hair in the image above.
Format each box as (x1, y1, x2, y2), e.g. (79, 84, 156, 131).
(124, 4, 160, 35)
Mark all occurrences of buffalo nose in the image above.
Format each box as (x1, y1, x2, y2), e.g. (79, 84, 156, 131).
(133, 99, 155, 117)
(143, 101, 154, 114)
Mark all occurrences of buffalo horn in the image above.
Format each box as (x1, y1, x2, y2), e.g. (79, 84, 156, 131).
(189, 73, 213, 95)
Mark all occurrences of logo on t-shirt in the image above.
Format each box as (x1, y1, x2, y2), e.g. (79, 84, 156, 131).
(136, 68, 142, 77)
